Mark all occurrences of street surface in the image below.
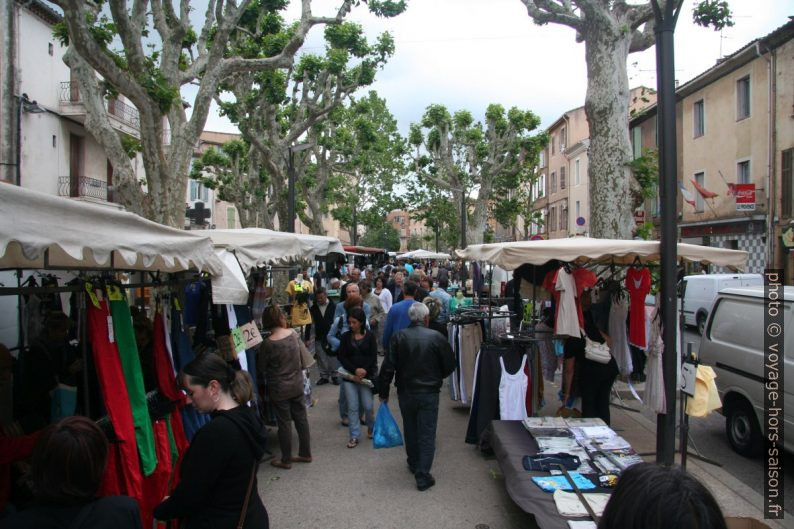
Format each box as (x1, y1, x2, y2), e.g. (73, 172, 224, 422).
(624, 327, 793, 517)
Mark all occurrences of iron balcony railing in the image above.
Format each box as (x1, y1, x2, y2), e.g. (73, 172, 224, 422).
(58, 175, 112, 202)
(59, 82, 140, 130)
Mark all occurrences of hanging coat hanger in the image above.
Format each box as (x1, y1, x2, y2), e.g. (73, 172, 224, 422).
(632, 255, 643, 269)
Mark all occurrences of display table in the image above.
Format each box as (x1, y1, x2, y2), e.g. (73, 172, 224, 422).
(490, 420, 598, 529)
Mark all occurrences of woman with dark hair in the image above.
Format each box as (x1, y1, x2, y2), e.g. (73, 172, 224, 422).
(4, 416, 142, 528)
(257, 306, 312, 469)
(598, 462, 727, 529)
(153, 353, 269, 529)
(562, 292, 619, 425)
(337, 307, 378, 448)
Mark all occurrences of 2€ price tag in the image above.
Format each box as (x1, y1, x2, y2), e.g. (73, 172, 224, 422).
(240, 321, 263, 349)
(231, 327, 246, 353)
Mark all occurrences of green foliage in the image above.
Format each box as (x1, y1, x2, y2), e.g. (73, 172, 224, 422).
(360, 223, 400, 251)
(366, 1, 408, 17)
(692, 0, 735, 31)
(635, 221, 655, 241)
(119, 135, 142, 159)
(406, 234, 424, 251)
(627, 147, 659, 201)
(328, 92, 407, 236)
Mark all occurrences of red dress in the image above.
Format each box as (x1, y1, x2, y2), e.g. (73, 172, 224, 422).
(626, 267, 651, 348)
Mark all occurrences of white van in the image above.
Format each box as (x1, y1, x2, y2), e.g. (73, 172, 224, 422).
(679, 273, 763, 334)
(697, 286, 793, 456)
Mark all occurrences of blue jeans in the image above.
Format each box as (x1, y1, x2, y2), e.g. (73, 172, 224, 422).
(397, 391, 440, 482)
(342, 380, 374, 440)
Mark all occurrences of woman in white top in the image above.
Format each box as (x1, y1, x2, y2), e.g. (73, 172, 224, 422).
(374, 276, 392, 354)
(375, 276, 392, 313)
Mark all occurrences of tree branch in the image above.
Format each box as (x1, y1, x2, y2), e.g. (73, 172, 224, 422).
(629, 20, 656, 52)
(520, 0, 583, 31)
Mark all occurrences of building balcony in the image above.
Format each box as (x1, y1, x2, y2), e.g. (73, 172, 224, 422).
(58, 175, 114, 203)
(59, 82, 140, 138)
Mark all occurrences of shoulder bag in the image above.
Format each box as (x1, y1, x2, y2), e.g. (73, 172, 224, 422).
(584, 337, 611, 364)
(236, 461, 258, 529)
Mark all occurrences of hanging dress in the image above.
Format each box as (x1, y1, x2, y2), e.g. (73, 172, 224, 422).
(626, 267, 651, 348)
(608, 296, 633, 376)
(498, 354, 529, 420)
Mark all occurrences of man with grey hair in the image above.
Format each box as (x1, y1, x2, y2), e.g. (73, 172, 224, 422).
(378, 301, 455, 491)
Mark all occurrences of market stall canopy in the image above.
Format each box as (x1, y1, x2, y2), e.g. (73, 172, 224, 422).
(211, 249, 250, 305)
(455, 237, 748, 271)
(295, 233, 345, 257)
(0, 183, 222, 275)
(343, 245, 387, 255)
(206, 229, 315, 273)
(406, 250, 452, 260)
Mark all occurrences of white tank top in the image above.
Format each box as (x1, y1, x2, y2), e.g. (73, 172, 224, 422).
(499, 354, 528, 420)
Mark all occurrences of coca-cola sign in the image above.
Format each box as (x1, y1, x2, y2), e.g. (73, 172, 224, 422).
(735, 183, 755, 211)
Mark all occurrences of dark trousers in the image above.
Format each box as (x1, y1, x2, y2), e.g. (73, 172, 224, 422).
(397, 391, 440, 482)
(578, 358, 619, 425)
(272, 394, 311, 462)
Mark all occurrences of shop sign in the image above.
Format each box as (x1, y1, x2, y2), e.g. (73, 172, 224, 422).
(633, 209, 646, 225)
(735, 184, 756, 211)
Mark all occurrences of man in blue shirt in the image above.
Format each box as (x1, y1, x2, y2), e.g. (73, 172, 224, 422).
(382, 280, 419, 349)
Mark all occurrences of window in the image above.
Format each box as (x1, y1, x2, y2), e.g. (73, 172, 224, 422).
(575, 158, 581, 185)
(560, 127, 567, 151)
(551, 135, 555, 155)
(737, 160, 750, 184)
(631, 127, 642, 159)
(560, 166, 566, 190)
(736, 76, 750, 120)
(695, 172, 705, 212)
(694, 99, 705, 137)
(227, 207, 236, 229)
(551, 171, 557, 193)
(189, 179, 209, 202)
(539, 150, 546, 168)
(539, 174, 545, 197)
(550, 206, 557, 232)
(561, 201, 568, 231)
(783, 148, 793, 217)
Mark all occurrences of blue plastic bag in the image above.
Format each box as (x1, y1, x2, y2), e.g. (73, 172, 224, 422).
(372, 402, 403, 449)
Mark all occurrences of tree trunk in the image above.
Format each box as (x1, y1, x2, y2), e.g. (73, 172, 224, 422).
(583, 28, 638, 239)
(468, 195, 489, 245)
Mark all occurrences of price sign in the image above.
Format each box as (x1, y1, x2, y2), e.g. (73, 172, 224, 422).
(240, 321, 263, 349)
(231, 327, 246, 353)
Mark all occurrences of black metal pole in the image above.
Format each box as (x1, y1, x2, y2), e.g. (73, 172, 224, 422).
(655, 3, 679, 467)
(287, 149, 295, 233)
(460, 191, 467, 249)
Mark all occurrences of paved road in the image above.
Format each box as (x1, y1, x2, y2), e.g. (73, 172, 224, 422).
(626, 327, 793, 516)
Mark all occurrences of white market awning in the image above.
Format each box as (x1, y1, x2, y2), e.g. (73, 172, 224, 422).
(455, 237, 748, 271)
(206, 229, 315, 273)
(0, 183, 222, 275)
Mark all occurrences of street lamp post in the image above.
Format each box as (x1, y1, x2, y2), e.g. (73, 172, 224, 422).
(460, 189, 467, 249)
(286, 142, 313, 233)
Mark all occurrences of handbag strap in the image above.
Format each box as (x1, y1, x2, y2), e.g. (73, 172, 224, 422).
(236, 461, 258, 529)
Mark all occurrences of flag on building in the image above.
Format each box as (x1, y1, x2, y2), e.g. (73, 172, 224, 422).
(691, 179, 718, 199)
(679, 182, 697, 207)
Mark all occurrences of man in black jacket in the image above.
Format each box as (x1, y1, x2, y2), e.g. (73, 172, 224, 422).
(309, 288, 338, 385)
(378, 302, 455, 491)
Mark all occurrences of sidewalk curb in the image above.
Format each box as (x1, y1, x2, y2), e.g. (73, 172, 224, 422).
(614, 405, 789, 529)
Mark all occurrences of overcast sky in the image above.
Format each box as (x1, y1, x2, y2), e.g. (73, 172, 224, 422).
(201, 0, 792, 135)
